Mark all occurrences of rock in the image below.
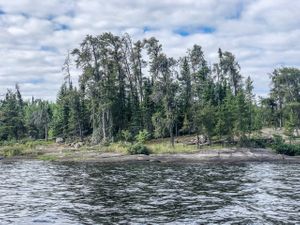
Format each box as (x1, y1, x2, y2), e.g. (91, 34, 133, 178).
(56, 137, 64, 144)
(74, 143, 80, 149)
(74, 142, 84, 149)
(184, 135, 207, 145)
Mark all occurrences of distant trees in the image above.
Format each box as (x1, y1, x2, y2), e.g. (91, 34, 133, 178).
(0, 33, 299, 146)
(27, 100, 51, 140)
(266, 68, 300, 138)
(0, 86, 26, 140)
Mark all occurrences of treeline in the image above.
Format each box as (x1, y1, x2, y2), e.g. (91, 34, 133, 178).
(0, 33, 299, 146)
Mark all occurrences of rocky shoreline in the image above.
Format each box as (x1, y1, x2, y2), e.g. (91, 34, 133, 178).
(2, 147, 299, 164)
(61, 148, 300, 164)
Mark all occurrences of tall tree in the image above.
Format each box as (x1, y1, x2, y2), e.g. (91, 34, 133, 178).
(0, 87, 26, 140)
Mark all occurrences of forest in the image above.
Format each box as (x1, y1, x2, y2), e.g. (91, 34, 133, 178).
(0, 33, 299, 151)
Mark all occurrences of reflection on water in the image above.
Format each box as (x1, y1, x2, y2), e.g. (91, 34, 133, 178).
(0, 160, 299, 224)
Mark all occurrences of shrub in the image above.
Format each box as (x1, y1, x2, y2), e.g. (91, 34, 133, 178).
(239, 136, 273, 148)
(135, 129, 150, 144)
(0, 139, 18, 147)
(127, 143, 151, 155)
(273, 134, 284, 145)
(121, 130, 132, 143)
(272, 143, 300, 156)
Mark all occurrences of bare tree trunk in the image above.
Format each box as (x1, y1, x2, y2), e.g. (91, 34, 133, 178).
(170, 127, 175, 148)
(78, 121, 83, 141)
(197, 134, 200, 149)
(102, 111, 106, 142)
(45, 125, 48, 141)
(107, 109, 113, 141)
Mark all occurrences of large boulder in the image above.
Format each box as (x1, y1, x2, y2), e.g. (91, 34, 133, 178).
(56, 137, 64, 144)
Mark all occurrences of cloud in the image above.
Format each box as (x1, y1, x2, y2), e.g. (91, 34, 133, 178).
(0, 0, 299, 100)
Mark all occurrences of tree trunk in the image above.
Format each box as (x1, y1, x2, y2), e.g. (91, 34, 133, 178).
(170, 128, 175, 148)
(197, 134, 200, 149)
(102, 111, 106, 142)
(169, 118, 175, 148)
(45, 125, 48, 141)
(78, 120, 83, 141)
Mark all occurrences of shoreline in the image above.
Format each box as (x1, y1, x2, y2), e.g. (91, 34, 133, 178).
(1, 146, 300, 164)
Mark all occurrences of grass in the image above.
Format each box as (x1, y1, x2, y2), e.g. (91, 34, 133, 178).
(77, 141, 200, 155)
(0, 140, 54, 158)
(78, 140, 233, 155)
(0, 134, 279, 160)
(0, 146, 25, 157)
(145, 142, 232, 154)
(106, 143, 128, 153)
(24, 140, 53, 149)
(79, 142, 128, 154)
(146, 142, 197, 154)
(37, 155, 58, 161)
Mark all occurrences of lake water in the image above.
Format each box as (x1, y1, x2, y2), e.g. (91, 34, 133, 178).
(0, 160, 299, 224)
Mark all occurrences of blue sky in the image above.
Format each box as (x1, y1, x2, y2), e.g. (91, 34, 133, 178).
(0, 0, 299, 100)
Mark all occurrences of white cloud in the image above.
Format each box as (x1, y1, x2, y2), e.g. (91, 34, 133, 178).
(0, 0, 299, 100)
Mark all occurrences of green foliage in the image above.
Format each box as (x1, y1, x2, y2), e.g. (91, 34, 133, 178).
(25, 99, 51, 140)
(273, 134, 285, 145)
(121, 130, 132, 142)
(152, 111, 167, 138)
(23, 140, 53, 149)
(147, 142, 197, 154)
(197, 103, 216, 143)
(0, 87, 26, 141)
(264, 68, 300, 129)
(272, 143, 300, 156)
(37, 155, 58, 161)
(1, 146, 24, 157)
(239, 136, 273, 148)
(127, 143, 151, 155)
(0, 32, 299, 156)
(135, 129, 150, 144)
(270, 134, 300, 156)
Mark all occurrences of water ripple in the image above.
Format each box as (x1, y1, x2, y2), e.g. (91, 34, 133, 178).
(0, 161, 299, 224)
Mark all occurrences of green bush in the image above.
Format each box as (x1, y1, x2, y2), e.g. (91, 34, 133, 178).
(272, 143, 300, 156)
(127, 143, 151, 155)
(273, 134, 284, 145)
(270, 134, 300, 156)
(135, 129, 150, 144)
(0, 139, 18, 147)
(121, 130, 132, 143)
(239, 136, 273, 148)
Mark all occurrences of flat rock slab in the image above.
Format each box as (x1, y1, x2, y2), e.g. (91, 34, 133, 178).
(53, 148, 300, 164)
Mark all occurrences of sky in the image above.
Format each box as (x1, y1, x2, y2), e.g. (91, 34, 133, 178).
(0, 0, 299, 100)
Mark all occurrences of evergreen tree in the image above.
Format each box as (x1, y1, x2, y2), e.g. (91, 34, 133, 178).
(1, 33, 299, 148)
(0, 87, 26, 140)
